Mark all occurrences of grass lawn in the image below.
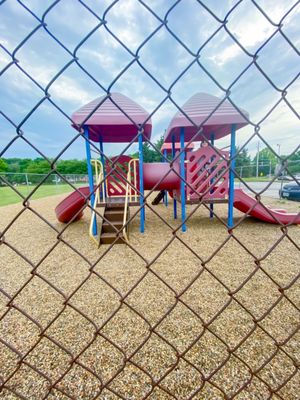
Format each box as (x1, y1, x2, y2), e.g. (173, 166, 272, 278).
(235, 177, 272, 182)
(0, 184, 83, 207)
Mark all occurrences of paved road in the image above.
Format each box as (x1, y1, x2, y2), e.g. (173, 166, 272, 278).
(235, 180, 287, 199)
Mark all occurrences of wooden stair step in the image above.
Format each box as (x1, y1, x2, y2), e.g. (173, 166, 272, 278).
(105, 209, 124, 221)
(100, 232, 125, 245)
(102, 220, 123, 233)
(97, 197, 140, 208)
(106, 203, 125, 209)
(99, 203, 130, 246)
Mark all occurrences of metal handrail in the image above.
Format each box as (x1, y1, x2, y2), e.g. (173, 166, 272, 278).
(92, 159, 107, 202)
(89, 159, 105, 245)
(123, 159, 139, 242)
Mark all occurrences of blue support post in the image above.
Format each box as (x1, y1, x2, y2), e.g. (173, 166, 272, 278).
(163, 148, 168, 207)
(210, 133, 215, 219)
(138, 130, 145, 233)
(228, 124, 236, 229)
(99, 136, 107, 199)
(172, 134, 177, 219)
(84, 126, 97, 236)
(180, 127, 186, 232)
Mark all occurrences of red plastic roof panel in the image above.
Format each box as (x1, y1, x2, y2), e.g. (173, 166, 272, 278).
(164, 93, 249, 142)
(71, 92, 152, 143)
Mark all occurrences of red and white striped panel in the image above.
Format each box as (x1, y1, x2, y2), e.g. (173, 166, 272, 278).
(186, 147, 229, 200)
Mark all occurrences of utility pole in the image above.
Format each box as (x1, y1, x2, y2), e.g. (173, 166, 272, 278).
(277, 144, 283, 199)
(256, 141, 260, 178)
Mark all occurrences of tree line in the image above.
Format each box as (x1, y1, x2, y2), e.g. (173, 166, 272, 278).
(1, 142, 299, 180)
(0, 158, 88, 175)
(0, 136, 166, 179)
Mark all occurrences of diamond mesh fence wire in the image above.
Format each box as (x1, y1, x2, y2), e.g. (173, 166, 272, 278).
(0, 0, 300, 399)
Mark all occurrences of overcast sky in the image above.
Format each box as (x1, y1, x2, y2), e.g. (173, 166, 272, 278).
(0, 0, 299, 160)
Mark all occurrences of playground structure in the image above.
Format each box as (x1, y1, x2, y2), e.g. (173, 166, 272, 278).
(55, 92, 300, 245)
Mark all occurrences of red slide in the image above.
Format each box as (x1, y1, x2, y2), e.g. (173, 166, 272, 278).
(233, 189, 300, 225)
(55, 187, 91, 223)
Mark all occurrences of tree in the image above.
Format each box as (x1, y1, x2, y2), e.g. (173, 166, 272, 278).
(3, 158, 21, 173)
(286, 150, 300, 175)
(252, 147, 278, 176)
(235, 147, 252, 177)
(0, 158, 8, 172)
(18, 158, 32, 172)
(25, 159, 52, 174)
(56, 160, 88, 174)
(130, 135, 165, 162)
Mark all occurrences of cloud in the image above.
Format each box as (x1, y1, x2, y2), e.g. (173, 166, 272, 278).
(49, 75, 94, 105)
(208, 43, 241, 66)
(0, 46, 13, 70)
(206, 1, 300, 67)
(0, 0, 299, 161)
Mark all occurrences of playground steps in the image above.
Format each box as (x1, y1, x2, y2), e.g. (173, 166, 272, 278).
(98, 196, 140, 208)
(99, 204, 129, 245)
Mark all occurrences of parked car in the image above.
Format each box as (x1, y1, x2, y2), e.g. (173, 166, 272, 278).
(279, 183, 300, 201)
(277, 175, 293, 181)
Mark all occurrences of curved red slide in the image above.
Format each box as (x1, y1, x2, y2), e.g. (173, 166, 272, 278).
(233, 189, 300, 225)
(55, 187, 91, 223)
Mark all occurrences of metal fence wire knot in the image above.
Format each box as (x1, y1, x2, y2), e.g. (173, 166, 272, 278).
(0, 0, 299, 399)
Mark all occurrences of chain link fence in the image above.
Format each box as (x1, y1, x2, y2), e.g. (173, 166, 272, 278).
(0, 0, 299, 399)
(0, 173, 88, 185)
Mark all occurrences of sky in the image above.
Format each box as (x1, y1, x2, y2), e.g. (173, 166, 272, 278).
(0, 0, 299, 161)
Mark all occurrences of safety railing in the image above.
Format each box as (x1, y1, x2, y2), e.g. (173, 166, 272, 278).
(123, 158, 139, 242)
(89, 159, 105, 245)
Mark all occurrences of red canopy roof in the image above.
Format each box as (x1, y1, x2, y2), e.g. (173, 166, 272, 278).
(164, 93, 249, 143)
(72, 92, 152, 143)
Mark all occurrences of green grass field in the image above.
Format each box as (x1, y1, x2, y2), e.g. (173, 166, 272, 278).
(0, 184, 83, 207)
(235, 177, 272, 182)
